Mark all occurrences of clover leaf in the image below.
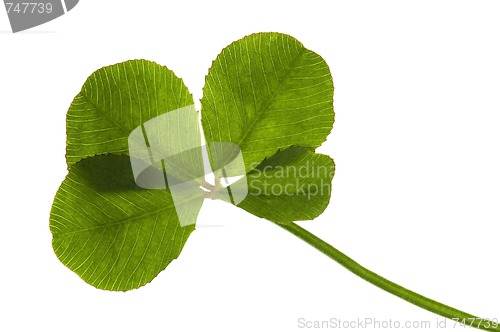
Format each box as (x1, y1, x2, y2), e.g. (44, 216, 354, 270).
(201, 33, 334, 172)
(50, 33, 497, 331)
(65, 59, 193, 167)
(50, 155, 195, 291)
(237, 146, 335, 223)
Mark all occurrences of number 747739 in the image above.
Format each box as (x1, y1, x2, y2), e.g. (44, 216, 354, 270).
(5, 2, 53, 14)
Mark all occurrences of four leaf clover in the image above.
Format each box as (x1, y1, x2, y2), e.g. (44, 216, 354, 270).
(50, 32, 335, 291)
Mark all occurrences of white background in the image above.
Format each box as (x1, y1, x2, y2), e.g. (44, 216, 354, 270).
(1, 1, 499, 331)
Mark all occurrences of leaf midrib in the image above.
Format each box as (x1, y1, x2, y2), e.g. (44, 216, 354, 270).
(54, 204, 173, 236)
(78, 91, 131, 137)
(204, 47, 308, 149)
(54, 187, 201, 237)
(237, 48, 306, 148)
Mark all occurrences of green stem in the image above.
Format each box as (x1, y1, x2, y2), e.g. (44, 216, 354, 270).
(275, 222, 499, 332)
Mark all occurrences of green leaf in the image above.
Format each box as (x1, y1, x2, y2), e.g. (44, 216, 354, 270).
(201, 32, 334, 172)
(50, 154, 196, 291)
(235, 146, 335, 223)
(66, 59, 193, 168)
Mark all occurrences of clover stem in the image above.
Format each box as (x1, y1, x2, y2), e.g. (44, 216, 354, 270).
(274, 221, 499, 332)
(200, 180, 215, 192)
(214, 169, 224, 190)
